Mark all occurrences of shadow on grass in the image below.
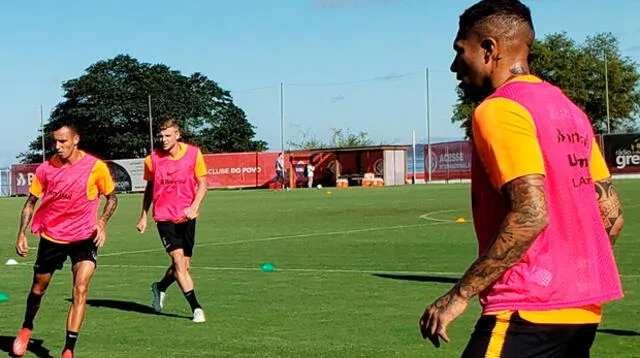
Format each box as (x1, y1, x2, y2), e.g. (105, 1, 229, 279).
(65, 298, 191, 320)
(597, 328, 640, 337)
(372, 273, 459, 284)
(0, 335, 54, 358)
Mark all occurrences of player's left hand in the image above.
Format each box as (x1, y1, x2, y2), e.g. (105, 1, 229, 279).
(419, 290, 469, 348)
(94, 220, 107, 248)
(183, 206, 199, 220)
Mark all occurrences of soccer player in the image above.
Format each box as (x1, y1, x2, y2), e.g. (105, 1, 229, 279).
(12, 121, 118, 358)
(136, 119, 207, 323)
(419, 1, 625, 356)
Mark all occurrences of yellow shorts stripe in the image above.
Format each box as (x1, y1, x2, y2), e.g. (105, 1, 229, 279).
(485, 312, 512, 358)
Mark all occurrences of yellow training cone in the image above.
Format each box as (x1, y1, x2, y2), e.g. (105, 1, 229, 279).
(455, 217, 467, 223)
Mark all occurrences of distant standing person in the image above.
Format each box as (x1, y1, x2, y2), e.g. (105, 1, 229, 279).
(275, 153, 287, 190)
(307, 162, 315, 188)
(136, 119, 208, 323)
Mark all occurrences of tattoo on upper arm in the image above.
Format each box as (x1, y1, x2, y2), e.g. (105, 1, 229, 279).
(594, 178, 623, 245)
(454, 175, 548, 300)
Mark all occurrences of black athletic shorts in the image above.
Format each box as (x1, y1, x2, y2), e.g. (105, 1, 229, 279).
(461, 311, 598, 358)
(34, 237, 98, 274)
(157, 219, 197, 257)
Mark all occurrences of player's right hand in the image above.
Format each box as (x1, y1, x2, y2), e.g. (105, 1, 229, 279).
(15, 234, 29, 257)
(136, 217, 147, 234)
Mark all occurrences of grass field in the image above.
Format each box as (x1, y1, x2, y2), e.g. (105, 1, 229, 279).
(0, 181, 639, 357)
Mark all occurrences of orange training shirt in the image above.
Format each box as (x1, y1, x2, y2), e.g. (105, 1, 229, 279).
(472, 75, 609, 324)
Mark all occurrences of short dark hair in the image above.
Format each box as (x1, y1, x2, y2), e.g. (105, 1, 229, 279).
(50, 118, 80, 136)
(458, 0, 534, 47)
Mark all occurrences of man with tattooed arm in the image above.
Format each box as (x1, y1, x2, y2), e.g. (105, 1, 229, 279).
(11, 120, 118, 358)
(419, 1, 625, 357)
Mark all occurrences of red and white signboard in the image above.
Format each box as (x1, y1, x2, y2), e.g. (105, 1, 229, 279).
(203, 152, 281, 188)
(425, 141, 472, 180)
(11, 164, 39, 196)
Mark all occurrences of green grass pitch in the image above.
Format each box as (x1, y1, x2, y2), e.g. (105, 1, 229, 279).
(0, 181, 638, 357)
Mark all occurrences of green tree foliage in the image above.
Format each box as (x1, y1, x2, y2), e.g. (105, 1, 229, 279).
(288, 128, 374, 150)
(19, 55, 267, 163)
(452, 32, 640, 137)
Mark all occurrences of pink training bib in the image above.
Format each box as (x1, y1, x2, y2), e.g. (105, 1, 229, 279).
(472, 80, 623, 313)
(31, 154, 101, 243)
(150, 144, 199, 222)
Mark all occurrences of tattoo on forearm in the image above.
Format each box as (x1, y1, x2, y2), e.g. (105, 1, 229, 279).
(454, 175, 548, 300)
(19, 196, 38, 234)
(100, 194, 118, 223)
(595, 178, 623, 245)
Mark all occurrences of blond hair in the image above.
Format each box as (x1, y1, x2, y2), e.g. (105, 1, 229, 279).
(157, 119, 180, 132)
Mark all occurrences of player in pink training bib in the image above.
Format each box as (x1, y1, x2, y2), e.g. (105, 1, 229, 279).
(418, 1, 625, 357)
(12, 121, 118, 358)
(136, 119, 208, 323)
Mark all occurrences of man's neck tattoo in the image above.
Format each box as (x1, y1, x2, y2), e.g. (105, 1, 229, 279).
(510, 67, 529, 75)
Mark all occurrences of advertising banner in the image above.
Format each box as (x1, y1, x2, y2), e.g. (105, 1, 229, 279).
(10, 164, 39, 196)
(203, 152, 280, 188)
(603, 133, 640, 174)
(424, 141, 472, 180)
(11, 159, 146, 196)
(106, 158, 146, 193)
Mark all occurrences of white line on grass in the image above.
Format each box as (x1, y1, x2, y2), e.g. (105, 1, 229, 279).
(9, 262, 640, 279)
(15, 212, 461, 264)
(96, 220, 455, 258)
(100, 265, 640, 278)
(5, 262, 462, 276)
(420, 203, 640, 223)
(419, 209, 473, 223)
(98, 264, 463, 276)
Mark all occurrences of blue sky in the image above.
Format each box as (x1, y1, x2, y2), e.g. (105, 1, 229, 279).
(1, 0, 640, 167)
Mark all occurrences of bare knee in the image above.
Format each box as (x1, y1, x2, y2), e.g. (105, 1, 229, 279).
(31, 287, 46, 297)
(31, 283, 48, 296)
(173, 260, 188, 275)
(31, 273, 52, 296)
(170, 250, 189, 274)
(73, 283, 90, 304)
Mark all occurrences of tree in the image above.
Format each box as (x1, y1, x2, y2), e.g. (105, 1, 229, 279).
(19, 55, 267, 163)
(451, 32, 640, 137)
(195, 104, 267, 153)
(288, 128, 373, 150)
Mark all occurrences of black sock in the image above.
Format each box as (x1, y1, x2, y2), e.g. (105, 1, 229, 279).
(64, 331, 78, 352)
(22, 292, 44, 330)
(183, 290, 201, 311)
(157, 275, 175, 292)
